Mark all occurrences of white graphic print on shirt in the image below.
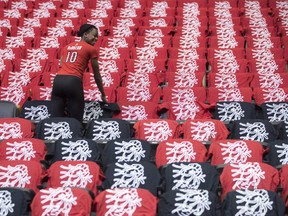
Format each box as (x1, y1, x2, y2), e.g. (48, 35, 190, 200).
(171, 163, 206, 190)
(112, 163, 146, 188)
(104, 188, 142, 216)
(114, 140, 146, 162)
(234, 189, 273, 216)
(171, 189, 212, 216)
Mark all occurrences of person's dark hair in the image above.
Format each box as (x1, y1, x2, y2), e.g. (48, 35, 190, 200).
(77, 24, 97, 37)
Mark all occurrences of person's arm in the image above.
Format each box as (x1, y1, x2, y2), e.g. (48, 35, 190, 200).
(91, 58, 107, 103)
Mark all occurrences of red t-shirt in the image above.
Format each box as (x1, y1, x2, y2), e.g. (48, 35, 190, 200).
(58, 41, 98, 79)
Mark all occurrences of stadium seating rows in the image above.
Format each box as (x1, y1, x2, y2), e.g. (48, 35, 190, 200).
(0, 0, 288, 215)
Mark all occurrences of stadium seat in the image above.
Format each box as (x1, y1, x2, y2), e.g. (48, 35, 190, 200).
(259, 102, 288, 122)
(0, 118, 34, 140)
(0, 187, 35, 216)
(34, 117, 83, 142)
(158, 189, 222, 216)
(49, 138, 102, 165)
(0, 138, 47, 162)
(227, 119, 279, 142)
(159, 162, 220, 193)
(95, 188, 157, 216)
(83, 101, 120, 122)
(279, 164, 288, 208)
(113, 101, 160, 120)
(155, 138, 207, 168)
(220, 162, 279, 200)
(101, 161, 160, 196)
(0, 160, 46, 192)
(84, 118, 133, 142)
(115, 86, 162, 103)
(20, 100, 64, 122)
(208, 139, 265, 165)
(211, 101, 259, 122)
(181, 119, 229, 142)
(46, 160, 104, 196)
(101, 138, 152, 168)
(31, 187, 93, 216)
(133, 119, 182, 142)
(222, 189, 285, 216)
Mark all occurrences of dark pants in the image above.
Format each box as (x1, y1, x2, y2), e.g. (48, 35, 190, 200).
(51, 75, 84, 122)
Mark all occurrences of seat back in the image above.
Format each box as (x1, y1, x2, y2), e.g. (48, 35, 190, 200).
(31, 187, 93, 216)
(0, 101, 17, 118)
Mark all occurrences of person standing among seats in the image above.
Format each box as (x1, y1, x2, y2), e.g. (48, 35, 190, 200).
(51, 24, 107, 122)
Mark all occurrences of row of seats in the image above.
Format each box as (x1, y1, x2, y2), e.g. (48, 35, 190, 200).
(0, 136, 287, 215)
(15, 99, 288, 122)
(0, 115, 288, 145)
(0, 0, 287, 215)
(2, 84, 286, 107)
(2, 134, 288, 169)
(0, 0, 287, 114)
(0, 0, 282, 10)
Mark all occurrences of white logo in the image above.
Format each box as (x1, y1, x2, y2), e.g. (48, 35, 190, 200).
(126, 87, 152, 101)
(220, 140, 251, 164)
(149, 18, 168, 27)
(121, 104, 148, 120)
(61, 140, 92, 161)
(114, 140, 146, 162)
(189, 121, 217, 141)
(0, 190, 15, 215)
(119, 8, 137, 17)
(275, 142, 288, 164)
(26, 48, 48, 60)
(59, 163, 93, 188)
(40, 187, 77, 216)
(107, 38, 129, 48)
(112, 163, 146, 188)
(173, 72, 198, 87)
(266, 103, 288, 122)
(133, 59, 156, 73)
(43, 122, 73, 140)
(215, 73, 238, 88)
(99, 60, 119, 73)
(126, 73, 150, 89)
(112, 26, 133, 37)
(218, 88, 244, 102)
(143, 121, 173, 142)
(0, 86, 26, 106)
(38, 87, 52, 100)
(83, 101, 103, 121)
(24, 105, 50, 121)
(171, 189, 212, 215)
(99, 48, 120, 59)
(135, 47, 158, 59)
(234, 189, 273, 216)
(171, 163, 206, 190)
(239, 122, 269, 142)
(0, 164, 31, 188)
(166, 140, 196, 164)
(0, 122, 23, 139)
(104, 188, 142, 216)
(92, 120, 121, 141)
(217, 102, 245, 121)
(22, 18, 41, 27)
(231, 163, 265, 190)
(6, 140, 36, 161)
(8, 71, 30, 87)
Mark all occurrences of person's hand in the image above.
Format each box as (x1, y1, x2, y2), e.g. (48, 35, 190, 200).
(101, 95, 108, 103)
